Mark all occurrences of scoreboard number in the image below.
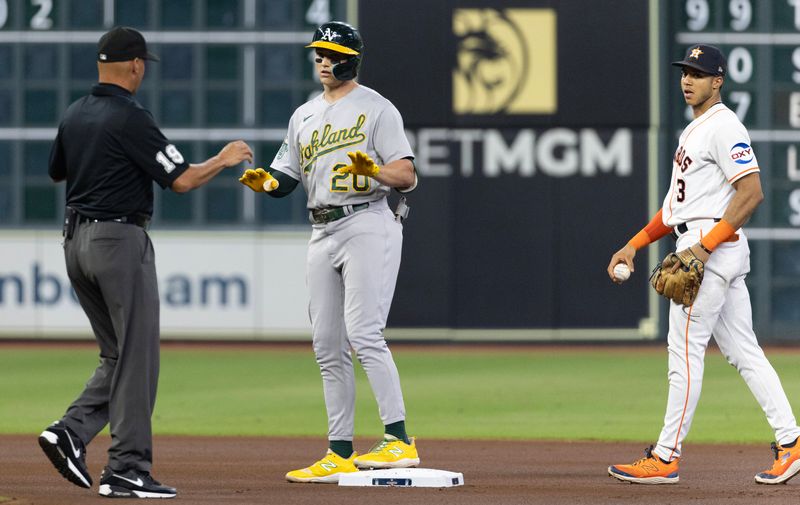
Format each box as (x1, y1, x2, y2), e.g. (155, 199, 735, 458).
(686, 0, 753, 32)
(728, 91, 751, 121)
(686, 0, 709, 31)
(790, 190, 800, 226)
(728, 0, 752, 31)
(792, 48, 800, 84)
(30, 0, 53, 30)
(790, 0, 800, 30)
(727, 47, 753, 83)
(0, 0, 54, 29)
(305, 0, 330, 26)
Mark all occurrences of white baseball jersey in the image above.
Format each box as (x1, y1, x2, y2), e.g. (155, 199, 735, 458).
(270, 85, 414, 209)
(662, 102, 759, 226)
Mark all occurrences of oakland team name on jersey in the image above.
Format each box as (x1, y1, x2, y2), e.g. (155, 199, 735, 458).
(300, 113, 367, 172)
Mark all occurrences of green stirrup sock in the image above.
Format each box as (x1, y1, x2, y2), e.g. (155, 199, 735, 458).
(329, 440, 354, 459)
(384, 421, 410, 444)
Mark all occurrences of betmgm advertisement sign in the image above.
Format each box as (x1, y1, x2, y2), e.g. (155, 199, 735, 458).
(361, 1, 653, 336)
(452, 8, 556, 116)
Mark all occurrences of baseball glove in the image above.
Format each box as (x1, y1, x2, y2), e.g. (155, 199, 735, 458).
(650, 248, 705, 306)
(336, 151, 380, 177)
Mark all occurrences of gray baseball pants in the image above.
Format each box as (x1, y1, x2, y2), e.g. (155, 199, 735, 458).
(307, 199, 407, 441)
(60, 219, 160, 473)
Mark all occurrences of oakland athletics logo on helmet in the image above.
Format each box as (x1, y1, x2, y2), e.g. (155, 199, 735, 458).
(306, 21, 364, 81)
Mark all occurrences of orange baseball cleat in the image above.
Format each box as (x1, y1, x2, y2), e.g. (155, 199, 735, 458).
(608, 445, 679, 484)
(755, 439, 800, 484)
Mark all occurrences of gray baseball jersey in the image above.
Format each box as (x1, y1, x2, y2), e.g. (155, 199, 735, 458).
(270, 85, 413, 209)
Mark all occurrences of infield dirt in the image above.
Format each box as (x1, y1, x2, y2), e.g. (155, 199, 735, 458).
(2, 435, 800, 504)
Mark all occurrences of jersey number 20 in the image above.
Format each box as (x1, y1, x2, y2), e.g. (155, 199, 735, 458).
(330, 163, 370, 193)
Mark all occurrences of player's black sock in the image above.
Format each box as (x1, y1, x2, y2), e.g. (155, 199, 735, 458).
(329, 440, 354, 458)
(782, 438, 798, 448)
(384, 421, 410, 444)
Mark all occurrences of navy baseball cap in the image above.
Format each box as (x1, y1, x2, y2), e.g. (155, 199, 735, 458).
(97, 26, 159, 62)
(672, 44, 726, 76)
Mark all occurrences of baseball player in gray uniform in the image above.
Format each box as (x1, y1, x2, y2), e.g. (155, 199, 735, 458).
(240, 21, 419, 483)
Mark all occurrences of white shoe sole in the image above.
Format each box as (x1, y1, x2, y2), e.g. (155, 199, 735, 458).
(285, 472, 350, 484)
(608, 467, 679, 484)
(755, 459, 800, 484)
(98, 484, 176, 498)
(354, 457, 420, 469)
(38, 430, 92, 488)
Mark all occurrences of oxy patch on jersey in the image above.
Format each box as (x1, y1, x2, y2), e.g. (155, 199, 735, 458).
(300, 114, 368, 173)
(730, 142, 754, 165)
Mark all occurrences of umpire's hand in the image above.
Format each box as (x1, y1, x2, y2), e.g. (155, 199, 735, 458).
(218, 140, 254, 167)
(172, 140, 254, 193)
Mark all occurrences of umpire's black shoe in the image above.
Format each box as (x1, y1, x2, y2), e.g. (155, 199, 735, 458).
(38, 420, 93, 488)
(98, 467, 177, 499)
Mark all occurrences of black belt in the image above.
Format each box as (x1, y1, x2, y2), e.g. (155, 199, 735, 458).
(672, 218, 721, 239)
(310, 203, 369, 224)
(78, 214, 150, 229)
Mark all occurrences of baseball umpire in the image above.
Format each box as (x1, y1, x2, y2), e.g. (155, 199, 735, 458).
(40, 26, 253, 498)
(606, 44, 800, 485)
(239, 21, 420, 483)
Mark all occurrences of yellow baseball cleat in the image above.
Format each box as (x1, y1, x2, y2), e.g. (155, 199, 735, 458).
(353, 435, 420, 469)
(608, 445, 679, 484)
(285, 450, 359, 484)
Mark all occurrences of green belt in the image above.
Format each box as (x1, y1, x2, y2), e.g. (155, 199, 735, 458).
(310, 202, 370, 224)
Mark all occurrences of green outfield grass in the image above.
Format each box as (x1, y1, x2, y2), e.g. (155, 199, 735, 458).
(2, 344, 800, 444)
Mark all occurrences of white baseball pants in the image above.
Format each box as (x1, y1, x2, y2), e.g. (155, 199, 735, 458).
(654, 228, 800, 461)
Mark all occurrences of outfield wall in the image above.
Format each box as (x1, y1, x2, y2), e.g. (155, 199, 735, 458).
(0, 230, 311, 339)
(0, 0, 660, 341)
(0, 228, 656, 341)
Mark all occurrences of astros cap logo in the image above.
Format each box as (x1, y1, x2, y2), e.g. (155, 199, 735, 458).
(689, 47, 703, 59)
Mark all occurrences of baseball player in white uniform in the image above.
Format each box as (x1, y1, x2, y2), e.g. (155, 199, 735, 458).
(606, 44, 800, 484)
(239, 21, 419, 484)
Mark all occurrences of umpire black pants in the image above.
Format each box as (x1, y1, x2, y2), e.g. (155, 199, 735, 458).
(61, 219, 160, 473)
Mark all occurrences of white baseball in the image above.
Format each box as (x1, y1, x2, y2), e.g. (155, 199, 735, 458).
(614, 263, 631, 282)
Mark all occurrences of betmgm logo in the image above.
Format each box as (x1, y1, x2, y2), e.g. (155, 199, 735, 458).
(453, 8, 556, 115)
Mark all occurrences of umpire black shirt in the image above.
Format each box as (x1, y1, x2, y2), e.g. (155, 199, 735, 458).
(48, 83, 189, 219)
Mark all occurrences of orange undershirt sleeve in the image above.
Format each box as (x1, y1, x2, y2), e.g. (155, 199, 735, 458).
(627, 209, 673, 250)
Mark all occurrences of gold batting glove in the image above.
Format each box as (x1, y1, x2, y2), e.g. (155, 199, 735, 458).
(239, 168, 279, 192)
(337, 151, 380, 177)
